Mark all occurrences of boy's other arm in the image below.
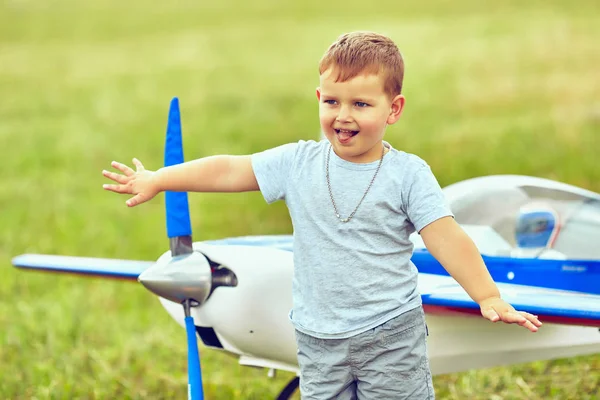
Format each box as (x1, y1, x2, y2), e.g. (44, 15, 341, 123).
(419, 216, 542, 332)
(102, 155, 259, 207)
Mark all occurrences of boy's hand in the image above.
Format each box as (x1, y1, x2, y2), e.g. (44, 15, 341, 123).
(479, 296, 542, 332)
(102, 158, 159, 207)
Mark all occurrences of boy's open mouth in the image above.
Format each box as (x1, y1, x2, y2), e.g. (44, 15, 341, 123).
(335, 129, 359, 140)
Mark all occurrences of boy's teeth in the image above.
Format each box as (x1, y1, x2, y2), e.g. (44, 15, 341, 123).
(337, 130, 355, 140)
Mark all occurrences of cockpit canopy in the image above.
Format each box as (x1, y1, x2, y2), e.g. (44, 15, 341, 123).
(442, 175, 600, 259)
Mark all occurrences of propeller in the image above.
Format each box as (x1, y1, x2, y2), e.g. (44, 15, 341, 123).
(138, 97, 209, 400)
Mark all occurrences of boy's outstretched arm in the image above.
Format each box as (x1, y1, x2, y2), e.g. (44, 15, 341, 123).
(102, 156, 259, 207)
(419, 216, 543, 332)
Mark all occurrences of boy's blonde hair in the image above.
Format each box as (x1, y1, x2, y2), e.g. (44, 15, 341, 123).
(319, 31, 404, 98)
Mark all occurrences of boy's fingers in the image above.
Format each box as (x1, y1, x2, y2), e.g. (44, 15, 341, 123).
(500, 311, 526, 324)
(481, 300, 541, 332)
(499, 311, 539, 332)
(103, 184, 129, 194)
(481, 307, 500, 322)
(102, 170, 128, 184)
(111, 161, 135, 176)
(126, 194, 145, 207)
(520, 319, 539, 332)
(132, 158, 145, 172)
(520, 311, 543, 327)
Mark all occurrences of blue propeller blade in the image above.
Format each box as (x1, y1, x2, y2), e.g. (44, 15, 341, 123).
(185, 315, 204, 400)
(164, 98, 204, 400)
(164, 97, 193, 241)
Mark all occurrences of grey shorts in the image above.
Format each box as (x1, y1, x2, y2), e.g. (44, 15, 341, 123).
(295, 306, 434, 399)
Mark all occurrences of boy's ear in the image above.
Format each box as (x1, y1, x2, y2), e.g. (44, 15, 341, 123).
(316, 87, 321, 101)
(387, 94, 406, 125)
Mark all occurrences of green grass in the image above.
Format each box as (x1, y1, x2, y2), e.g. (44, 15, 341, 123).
(1, 0, 599, 398)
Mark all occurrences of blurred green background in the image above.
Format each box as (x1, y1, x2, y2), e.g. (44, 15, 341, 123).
(1, 0, 598, 398)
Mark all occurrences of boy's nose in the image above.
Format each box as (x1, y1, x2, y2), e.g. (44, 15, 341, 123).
(336, 105, 353, 122)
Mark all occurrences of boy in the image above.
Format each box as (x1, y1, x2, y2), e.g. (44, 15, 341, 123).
(102, 31, 542, 399)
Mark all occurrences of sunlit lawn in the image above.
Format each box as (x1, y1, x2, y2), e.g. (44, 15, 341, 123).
(1, 0, 598, 398)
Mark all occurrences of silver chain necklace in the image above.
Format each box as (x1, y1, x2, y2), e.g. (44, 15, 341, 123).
(325, 144, 385, 223)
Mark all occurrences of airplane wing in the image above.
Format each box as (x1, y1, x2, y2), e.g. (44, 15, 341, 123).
(420, 273, 600, 327)
(13, 250, 600, 328)
(12, 254, 153, 281)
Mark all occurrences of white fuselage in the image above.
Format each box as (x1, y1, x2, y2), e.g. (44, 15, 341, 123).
(157, 242, 600, 376)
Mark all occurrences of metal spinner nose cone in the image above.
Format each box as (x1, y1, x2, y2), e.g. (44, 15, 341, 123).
(138, 251, 212, 305)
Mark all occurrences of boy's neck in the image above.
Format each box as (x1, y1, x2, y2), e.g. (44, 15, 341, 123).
(332, 141, 389, 164)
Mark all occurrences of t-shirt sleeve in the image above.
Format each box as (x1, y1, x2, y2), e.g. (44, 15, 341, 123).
(403, 163, 454, 233)
(251, 142, 298, 204)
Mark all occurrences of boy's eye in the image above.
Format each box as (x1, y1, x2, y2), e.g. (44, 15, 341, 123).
(323, 99, 337, 105)
(355, 102, 369, 107)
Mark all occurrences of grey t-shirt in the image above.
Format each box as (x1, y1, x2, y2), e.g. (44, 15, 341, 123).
(251, 139, 453, 339)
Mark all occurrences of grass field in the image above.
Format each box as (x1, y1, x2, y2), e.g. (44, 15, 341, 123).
(1, 0, 599, 398)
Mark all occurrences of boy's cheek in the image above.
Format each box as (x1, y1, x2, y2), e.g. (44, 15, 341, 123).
(319, 113, 333, 126)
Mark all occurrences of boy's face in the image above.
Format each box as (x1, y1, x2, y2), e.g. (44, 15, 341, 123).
(317, 68, 405, 163)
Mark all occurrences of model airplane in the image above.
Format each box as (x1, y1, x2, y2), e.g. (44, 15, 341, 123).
(12, 98, 600, 400)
